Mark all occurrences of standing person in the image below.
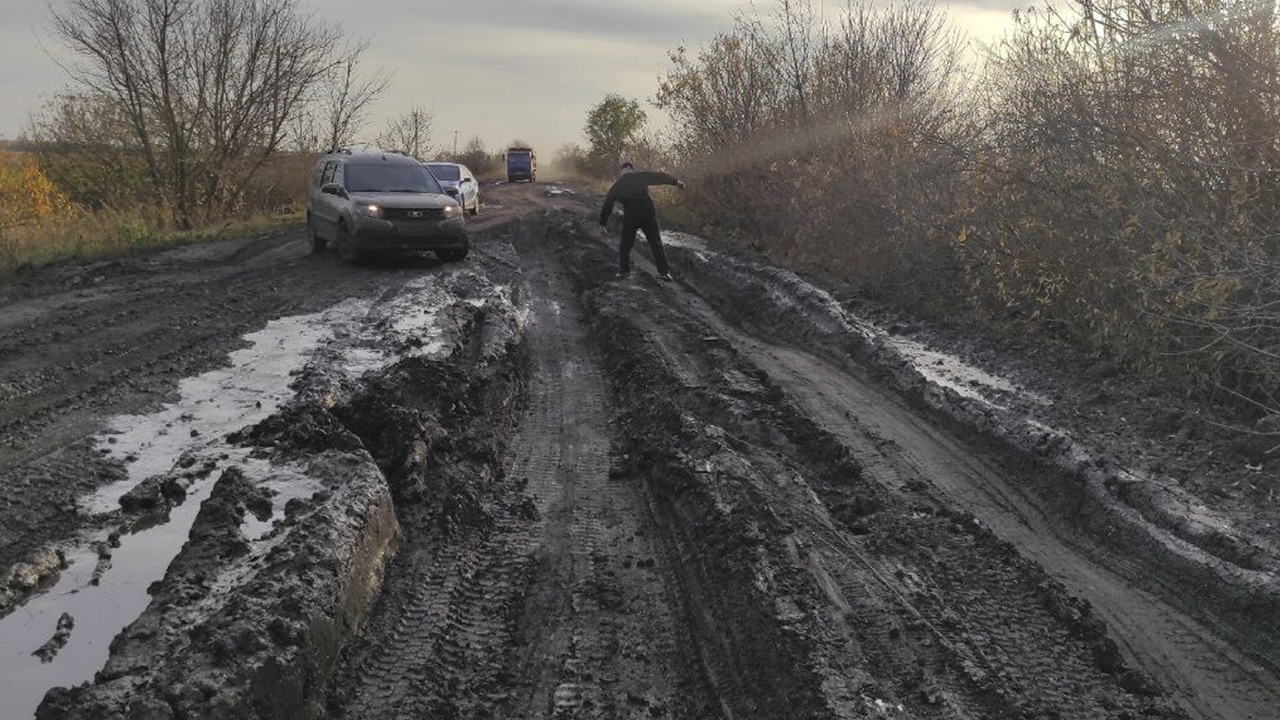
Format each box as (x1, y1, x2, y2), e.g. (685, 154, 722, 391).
(599, 162, 686, 280)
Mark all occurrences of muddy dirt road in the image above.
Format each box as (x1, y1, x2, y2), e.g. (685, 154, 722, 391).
(1, 183, 1277, 719)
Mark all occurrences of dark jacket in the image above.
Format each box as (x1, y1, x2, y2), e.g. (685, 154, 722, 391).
(599, 171, 680, 225)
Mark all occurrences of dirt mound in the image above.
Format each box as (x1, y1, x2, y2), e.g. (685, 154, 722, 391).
(38, 455, 396, 720)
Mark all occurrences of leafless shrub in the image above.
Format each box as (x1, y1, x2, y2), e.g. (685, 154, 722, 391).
(26, 93, 152, 209)
(963, 0, 1280, 422)
(320, 40, 392, 152)
(658, 0, 969, 299)
(48, 0, 344, 227)
(376, 106, 434, 159)
(664, 0, 1280, 428)
(445, 136, 498, 176)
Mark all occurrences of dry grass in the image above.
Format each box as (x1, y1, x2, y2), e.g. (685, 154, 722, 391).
(0, 206, 302, 272)
(0, 149, 309, 272)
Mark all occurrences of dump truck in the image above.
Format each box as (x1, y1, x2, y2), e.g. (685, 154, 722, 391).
(505, 147, 536, 183)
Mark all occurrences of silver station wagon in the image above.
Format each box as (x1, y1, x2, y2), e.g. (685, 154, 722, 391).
(307, 150, 469, 262)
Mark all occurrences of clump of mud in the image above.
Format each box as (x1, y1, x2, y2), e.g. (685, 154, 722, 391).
(0, 548, 66, 616)
(38, 455, 396, 720)
(335, 356, 521, 535)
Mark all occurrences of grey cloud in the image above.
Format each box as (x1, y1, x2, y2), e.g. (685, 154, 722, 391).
(358, 0, 748, 43)
(944, 0, 1038, 12)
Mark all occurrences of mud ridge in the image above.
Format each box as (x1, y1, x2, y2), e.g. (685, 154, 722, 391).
(24, 257, 527, 718)
(328, 215, 736, 719)
(37, 453, 396, 720)
(554, 220, 1185, 718)
(324, 276, 534, 718)
(660, 237, 1280, 662)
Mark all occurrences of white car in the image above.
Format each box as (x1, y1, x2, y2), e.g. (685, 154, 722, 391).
(425, 162, 481, 216)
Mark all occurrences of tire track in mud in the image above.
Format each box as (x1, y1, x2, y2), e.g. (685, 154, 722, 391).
(669, 280, 1280, 720)
(498, 221, 689, 720)
(551, 219, 1192, 718)
(615, 237, 1280, 719)
(331, 218, 690, 719)
(603, 294, 1167, 718)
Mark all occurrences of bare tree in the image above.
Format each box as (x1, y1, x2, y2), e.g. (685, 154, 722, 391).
(50, 0, 341, 227)
(321, 41, 392, 151)
(656, 31, 783, 155)
(286, 109, 323, 154)
(376, 106, 434, 159)
(773, 0, 817, 121)
(26, 93, 151, 209)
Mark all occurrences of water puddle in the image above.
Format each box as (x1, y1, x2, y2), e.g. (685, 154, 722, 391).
(670, 231, 1044, 405)
(662, 231, 708, 252)
(0, 271, 522, 718)
(883, 336, 1051, 409)
(0, 298, 384, 718)
(0, 478, 219, 719)
(85, 300, 372, 515)
(0, 285, 478, 719)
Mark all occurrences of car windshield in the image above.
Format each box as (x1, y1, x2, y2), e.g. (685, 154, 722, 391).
(427, 164, 461, 181)
(344, 163, 442, 193)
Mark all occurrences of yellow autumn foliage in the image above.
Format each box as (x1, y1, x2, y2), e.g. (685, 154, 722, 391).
(0, 151, 69, 233)
(0, 150, 303, 271)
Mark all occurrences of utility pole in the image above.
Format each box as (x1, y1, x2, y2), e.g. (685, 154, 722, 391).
(453, 130, 459, 156)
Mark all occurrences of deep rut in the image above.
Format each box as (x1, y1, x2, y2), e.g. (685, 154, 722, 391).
(595, 280, 1163, 718)
(499, 222, 687, 719)
(331, 219, 689, 719)
(671, 260, 1280, 720)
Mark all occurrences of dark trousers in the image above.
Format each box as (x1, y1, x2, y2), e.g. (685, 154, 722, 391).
(620, 214, 671, 275)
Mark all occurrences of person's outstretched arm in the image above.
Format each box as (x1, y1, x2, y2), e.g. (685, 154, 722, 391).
(635, 171, 684, 189)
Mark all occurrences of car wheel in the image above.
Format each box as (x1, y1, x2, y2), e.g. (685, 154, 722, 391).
(308, 214, 327, 253)
(336, 221, 362, 263)
(470, 195, 480, 216)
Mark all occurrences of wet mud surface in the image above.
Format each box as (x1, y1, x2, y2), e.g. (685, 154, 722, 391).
(0, 184, 1275, 719)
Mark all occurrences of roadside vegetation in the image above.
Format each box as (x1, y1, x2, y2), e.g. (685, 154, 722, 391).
(6, 0, 1276, 431)
(0, 0, 397, 272)
(0, 141, 307, 269)
(652, 0, 1280, 431)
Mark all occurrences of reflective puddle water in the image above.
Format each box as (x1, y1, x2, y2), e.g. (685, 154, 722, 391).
(883, 335, 1051, 409)
(0, 272, 515, 719)
(0, 300, 369, 719)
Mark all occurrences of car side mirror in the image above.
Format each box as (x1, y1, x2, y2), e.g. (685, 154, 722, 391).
(321, 183, 345, 197)
(461, 178, 472, 184)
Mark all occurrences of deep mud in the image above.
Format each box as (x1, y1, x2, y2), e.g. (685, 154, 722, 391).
(0, 184, 1276, 719)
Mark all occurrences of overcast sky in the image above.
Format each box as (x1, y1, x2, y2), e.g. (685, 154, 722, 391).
(0, 0, 1027, 154)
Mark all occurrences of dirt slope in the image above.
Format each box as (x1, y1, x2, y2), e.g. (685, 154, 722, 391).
(0, 183, 1275, 719)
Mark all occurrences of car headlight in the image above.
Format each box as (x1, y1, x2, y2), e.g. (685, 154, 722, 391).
(442, 204, 458, 218)
(355, 203, 383, 218)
